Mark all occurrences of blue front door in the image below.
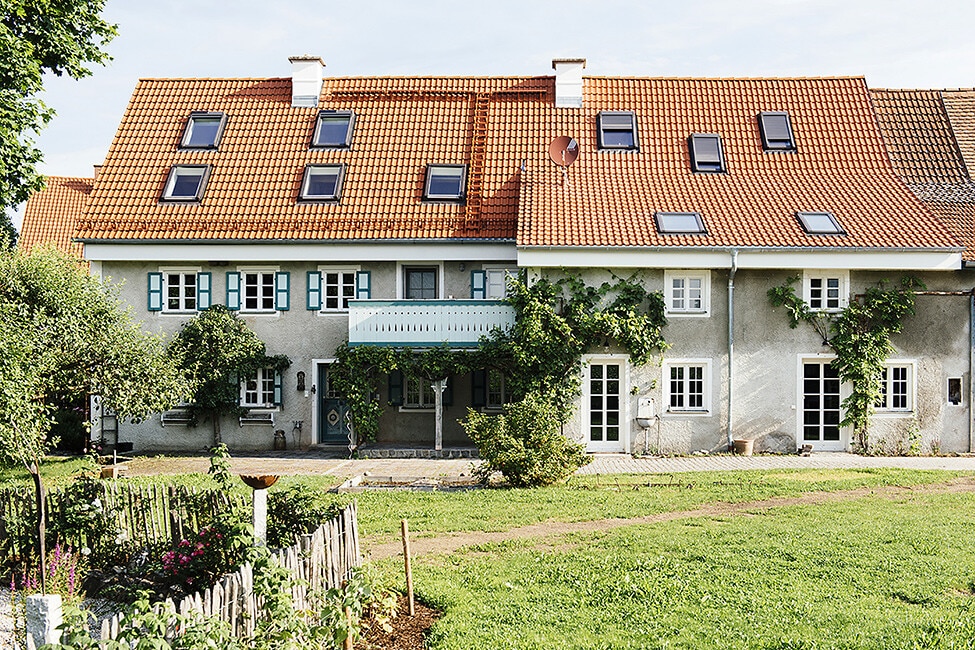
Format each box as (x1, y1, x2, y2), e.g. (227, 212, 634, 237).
(318, 364, 351, 445)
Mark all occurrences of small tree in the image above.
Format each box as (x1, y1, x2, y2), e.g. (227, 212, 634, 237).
(168, 305, 290, 445)
(0, 246, 188, 592)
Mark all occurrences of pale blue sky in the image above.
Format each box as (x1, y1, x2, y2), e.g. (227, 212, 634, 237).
(26, 0, 975, 197)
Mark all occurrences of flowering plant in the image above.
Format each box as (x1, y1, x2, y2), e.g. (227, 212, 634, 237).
(159, 514, 253, 595)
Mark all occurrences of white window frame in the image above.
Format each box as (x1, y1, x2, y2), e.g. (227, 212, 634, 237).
(240, 367, 277, 409)
(239, 267, 278, 313)
(317, 265, 360, 312)
(484, 266, 516, 299)
(397, 262, 443, 300)
(486, 369, 507, 410)
(160, 267, 200, 314)
(803, 270, 849, 312)
(875, 361, 916, 415)
(581, 354, 630, 452)
(402, 375, 437, 411)
(161, 165, 209, 202)
(662, 359, 712, 415)
(664, 270, 710, 317)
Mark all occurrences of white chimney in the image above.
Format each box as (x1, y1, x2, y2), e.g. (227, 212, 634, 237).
(552, 58, 586, 108)
(289, 56, 325, 108)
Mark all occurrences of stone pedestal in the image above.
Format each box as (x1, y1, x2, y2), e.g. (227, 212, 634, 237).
(26, 594, 62, 649)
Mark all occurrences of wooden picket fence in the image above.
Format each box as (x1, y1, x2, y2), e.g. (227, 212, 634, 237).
(0, 482, 246, 564)
(98, 502, 362, 641)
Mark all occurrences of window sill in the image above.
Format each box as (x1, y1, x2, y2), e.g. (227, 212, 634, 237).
(398, 406, 436, 413)
(872, 410, 914, 418)
(665, 311, 710, 318)
(663, 409, 712, 417)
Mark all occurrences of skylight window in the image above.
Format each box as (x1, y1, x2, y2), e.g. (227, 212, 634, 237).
(597, 111, 638, 150)
(180, 112, 227, 149)
(299, 164, 344, 201)
(797, 211, 845, 235)
(689, 134, 726, 173)
(759, 112, 796, 151)
(312, 110, 355, 148)
(161, 165, 209, 202)
(424, 165, 466, 201)
(655, 212, 707, 235)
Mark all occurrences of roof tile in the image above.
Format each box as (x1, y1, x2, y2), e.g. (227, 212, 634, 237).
(19, 176, 92, 255)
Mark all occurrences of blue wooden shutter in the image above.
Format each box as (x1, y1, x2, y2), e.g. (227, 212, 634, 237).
(443, 376, 453, 407)
(471, 270, 487, 299)
(471, 369, 487, 407)
(196, 272, 212, 310)
(147, 272, 163, 311)
(226, 272, 241, 310)
(275, 272, 290, 311)
(273, 370, 283, 406)
(307, 271, 322, 310)
(356, 270, 371, 299)
(388, 370, 404, 406)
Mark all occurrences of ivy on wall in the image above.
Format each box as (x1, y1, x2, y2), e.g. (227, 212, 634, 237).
(768, 275, 923, 452)
(331, 273, 669, 444)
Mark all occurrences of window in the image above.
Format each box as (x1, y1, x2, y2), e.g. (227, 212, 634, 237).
(759, 111, 796, 151)
(654, 211, 707, 235)
(472, 268, 516, 299)
(803, 271, 849, 311)
(321, 269, 356, 310)
(299, 164, 344, 201)
(180, 112, 227, 149)
(664, 360, 711, 413)
(689, 134, 726, 173)
(312, 110, 355, 148)
(148, 270, 211, 312)
(161, 165, 209, 202)
(876, 363, 914, 412)
(597, 111, 638, 150)
(404, 266, 439, 300)
(405, 376, 436, 409)
(797, 211, 845, 235)
(423, 165, 466, 201)
(664, 271, 710, 316)
(241, 367, 279, 408)
(486, 370, 507, 409)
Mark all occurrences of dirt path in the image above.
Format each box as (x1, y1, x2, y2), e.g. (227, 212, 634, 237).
(363, 478, 975, 561)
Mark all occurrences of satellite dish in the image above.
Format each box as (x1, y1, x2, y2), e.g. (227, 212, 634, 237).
(549, 136, 579, 167)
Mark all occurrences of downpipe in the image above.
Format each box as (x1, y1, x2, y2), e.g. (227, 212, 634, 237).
(727, 250, 739, 451)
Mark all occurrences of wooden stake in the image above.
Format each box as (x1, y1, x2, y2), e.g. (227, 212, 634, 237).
(344, 606, 353, 650)
(401, 519, 415, 616)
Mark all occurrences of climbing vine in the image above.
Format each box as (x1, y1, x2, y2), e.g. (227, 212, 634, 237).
(768, 275, 923, 452)
(331, 273, 669, 444)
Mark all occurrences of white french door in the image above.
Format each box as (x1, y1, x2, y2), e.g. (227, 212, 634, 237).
(584, 357, 628, 452)
(799, 358, 846, 451)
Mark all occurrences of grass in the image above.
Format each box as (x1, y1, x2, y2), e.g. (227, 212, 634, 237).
(404, 491, 975, 649)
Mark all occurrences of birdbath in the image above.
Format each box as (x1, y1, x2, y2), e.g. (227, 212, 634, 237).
(239, 474, 279, 546)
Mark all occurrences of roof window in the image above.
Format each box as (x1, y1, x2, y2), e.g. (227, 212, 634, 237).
(180, 112, 227, 149)
(312, 110, 355, 148)
(162, 165, 209, 202)
(424, 165, 466, 201)
(759, 112, 796, 151)
(797, 211, 845, 235)
(597, 111, 638, 150)
(655, 212, 707, 235)
(689, 134, 726, 173)
(299, 164, 345, 201)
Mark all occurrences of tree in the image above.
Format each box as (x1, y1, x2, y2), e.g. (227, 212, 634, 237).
(0, 1, 117, 244)
(168, 305, 290, 446)
(0, 245, 188, 591)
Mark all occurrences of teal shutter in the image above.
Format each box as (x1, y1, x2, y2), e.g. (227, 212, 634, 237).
(443, 376, 453, 407)
(275, 272, 290, 311)
(307, 271, 322, 310)
(147, 272, 163, 311)
(355, 270, 371, 299)
(273, 370, 283, 406)
(471, 369, 487, 407)
(471, 270, 487, 299)
(388, 370, 404, 406)
(196, 272, 212, 310)
(226, 272, 241, 310)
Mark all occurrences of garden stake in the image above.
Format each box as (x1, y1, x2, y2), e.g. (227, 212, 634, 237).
(402, 518, 415, 616)
(344, 606, 353, 649)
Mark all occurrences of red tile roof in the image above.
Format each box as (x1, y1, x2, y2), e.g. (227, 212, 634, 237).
(76, 73, 958, 254)
(19, 176, 92, 256)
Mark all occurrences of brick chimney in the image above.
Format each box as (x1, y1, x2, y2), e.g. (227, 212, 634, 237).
(289, 56, 325, 107)
(552, 58, 586, 108)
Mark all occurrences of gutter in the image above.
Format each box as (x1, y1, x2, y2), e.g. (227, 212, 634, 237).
(727, 249, 738, 451)
(971, 290, 974, 453)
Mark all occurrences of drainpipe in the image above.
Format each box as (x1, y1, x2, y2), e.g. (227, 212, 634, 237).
(970, 289, 974, 452)
(727, 250, 739, 451)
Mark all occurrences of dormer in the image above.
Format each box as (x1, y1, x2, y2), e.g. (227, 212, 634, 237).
(289, 55, 324, 108)
(552, 58, 586, 108)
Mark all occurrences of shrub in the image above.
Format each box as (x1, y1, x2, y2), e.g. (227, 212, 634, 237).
(463, 392, 591, 487)
(266, 484, 346, 548)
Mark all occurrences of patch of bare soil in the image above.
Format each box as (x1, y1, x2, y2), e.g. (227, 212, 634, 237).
(360, 595, 439, 650)
(364, 477, 975, 561)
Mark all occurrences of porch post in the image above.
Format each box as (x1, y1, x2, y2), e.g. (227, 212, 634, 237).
(432, 378, 445, 451)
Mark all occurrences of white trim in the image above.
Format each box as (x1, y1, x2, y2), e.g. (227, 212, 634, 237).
(661, 358, 713, 415)
(237, 266, 279, 314)
(663, 270, 711, 317)
(240, 367, 278, 408)
(582, 354, 630, 452)
(397, 262, 444, 299)
(874, 359, 916, 416)
(316, 265, 360, 312)
(796, 354, 850, 451)
(312, 358, 337, 445)
(159, 266, 202, 314)
(802, 269, 850, 312)
(84, 242, 518, 263)
(517, 247, 962, 271)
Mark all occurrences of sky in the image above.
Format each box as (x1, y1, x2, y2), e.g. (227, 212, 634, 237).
(16, 0, 975, 225)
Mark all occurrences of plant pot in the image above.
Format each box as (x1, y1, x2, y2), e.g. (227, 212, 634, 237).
(733, 439, 754, 456)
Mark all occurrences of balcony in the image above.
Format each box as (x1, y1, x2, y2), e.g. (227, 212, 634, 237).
(348, 299, 515, 347)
